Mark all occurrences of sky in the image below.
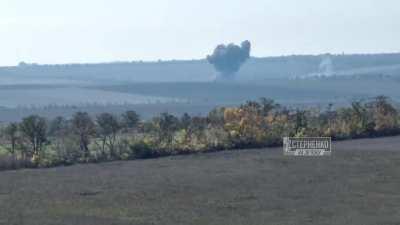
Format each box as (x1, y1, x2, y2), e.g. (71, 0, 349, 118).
(0, 0, 399, 66)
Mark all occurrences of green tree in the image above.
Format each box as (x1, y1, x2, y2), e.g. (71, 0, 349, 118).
(208, 107, 225, 127)
(19, 115, 47, 162)
(71, 112, 95, 161)
(121, 110, 140, 130)
(294, 110, 308, 135)
(48, 116, 68, 137)
(153, 112, 180, 147)
(259, 97, 280, 116)
(96, 113, 121, 159)
(370, 96, 398, 133)
(2, 123, 19, 159)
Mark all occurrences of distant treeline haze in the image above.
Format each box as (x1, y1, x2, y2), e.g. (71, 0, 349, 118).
(2, 53, 400, 82)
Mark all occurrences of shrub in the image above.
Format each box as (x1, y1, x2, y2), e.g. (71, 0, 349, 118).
(0, 155, 35, 170)
(129, 141, 158, 159)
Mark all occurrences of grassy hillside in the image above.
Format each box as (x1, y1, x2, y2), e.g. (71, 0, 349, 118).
(1, 136, 400, 225)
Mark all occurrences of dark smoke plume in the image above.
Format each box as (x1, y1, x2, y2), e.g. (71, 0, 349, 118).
(207, 40, 251, 81)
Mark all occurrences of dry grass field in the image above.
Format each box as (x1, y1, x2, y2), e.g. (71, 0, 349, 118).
(0, 136, 400, 225)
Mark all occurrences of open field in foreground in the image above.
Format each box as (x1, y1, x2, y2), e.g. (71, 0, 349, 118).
(0, 136, 400, 225)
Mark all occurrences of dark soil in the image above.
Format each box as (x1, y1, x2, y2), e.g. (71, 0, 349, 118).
(1, 136, 400, 225)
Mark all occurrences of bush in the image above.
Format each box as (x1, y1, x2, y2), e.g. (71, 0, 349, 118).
(0, 155, 35, 171)
(129, 141, 158, 159)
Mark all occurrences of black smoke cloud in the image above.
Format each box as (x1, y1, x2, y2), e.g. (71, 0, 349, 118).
(207, 40, 251, 80)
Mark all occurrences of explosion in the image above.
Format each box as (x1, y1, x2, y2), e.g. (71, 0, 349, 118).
(207, 40, 251, 81)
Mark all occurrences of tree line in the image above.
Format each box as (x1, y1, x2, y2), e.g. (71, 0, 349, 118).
(0, 96, 399, 170)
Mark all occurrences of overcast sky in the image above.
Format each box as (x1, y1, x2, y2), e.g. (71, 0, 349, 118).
(0, 0, 399, 66)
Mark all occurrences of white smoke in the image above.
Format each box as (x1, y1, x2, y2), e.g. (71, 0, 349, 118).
(318, 54, 334, 76)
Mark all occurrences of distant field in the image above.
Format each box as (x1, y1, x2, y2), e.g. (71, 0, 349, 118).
(0, 78, 399, 122)
(0, 86, 180, 108)
(0, 102, 220, 122)
(1, 136, 399, 225)
(94, 78, 400, 105)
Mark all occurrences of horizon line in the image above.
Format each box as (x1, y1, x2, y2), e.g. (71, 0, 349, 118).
(2, 51, 400, 68)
